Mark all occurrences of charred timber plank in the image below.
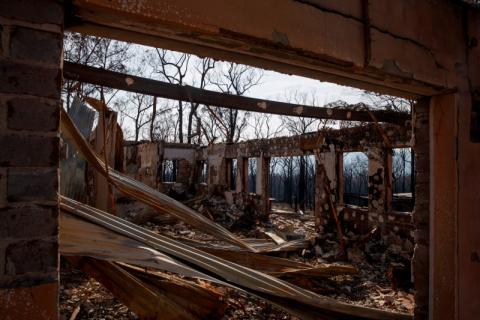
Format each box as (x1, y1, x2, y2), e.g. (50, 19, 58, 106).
(63, 61, 409, 124)
(119, 263, 227, 319)
(66, 256, 191, 319)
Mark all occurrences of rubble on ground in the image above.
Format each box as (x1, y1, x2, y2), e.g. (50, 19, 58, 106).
(61, 194, 414, 319)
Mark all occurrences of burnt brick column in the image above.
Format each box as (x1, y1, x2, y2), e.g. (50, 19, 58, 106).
(235, 156, 246, 193)
(176, 159, 193, 186)
(412, 98, 430, 320)
(207, 143, 227, 192)
(314, 149, 337, 232)
(0, 1, 63, 319)
(367, 147, 392, 229)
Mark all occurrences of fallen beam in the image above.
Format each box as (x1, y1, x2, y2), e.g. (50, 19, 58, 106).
(60, 211, 217, 281)
(179, 237, 310, 253)
(200, 247, 357, 278)
(63, 62, 410, 124)
(118, 263, 227, 319)
(61, 212, 354, 280)
(68, 257, 227, 320)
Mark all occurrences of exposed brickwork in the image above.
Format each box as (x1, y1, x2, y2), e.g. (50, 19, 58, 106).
(7, 98, 59, 132)
(367, 147, 386, 216)
(314, 149, 337, 231)
(0, 98, 6, 128)
(0, 1, 63, 319)
(0, 0, 64, 25)
(0, 168, 6, 208)
(0, 205, 57, 239)
(0, 135, 58, 167)
(9, 27, 62, 64)
(225, 124, 410, 159)
(315, 161, 332, 230)
(7, 168, 58, 202)
(176, 159, 193, 185)
(0, 61, 61, 98)
(5, 239, 57, 276)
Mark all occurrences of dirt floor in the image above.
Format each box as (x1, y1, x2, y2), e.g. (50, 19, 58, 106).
(60, 196, 414, 319)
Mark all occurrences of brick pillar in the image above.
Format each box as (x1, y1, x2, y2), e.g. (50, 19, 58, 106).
(314, 149, 337, 231)
(367, 147, 391, 227)
(235, 156, 246, 193)
(412, 98, 430, 320)
(207, 144, 227, 192)
(0, 1, 64, 319)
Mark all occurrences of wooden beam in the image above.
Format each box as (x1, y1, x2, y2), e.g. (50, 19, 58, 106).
(93, 109, 117, 213)
(63, 61, 409, 124)
(429, 94, 457, 320)
(67, 257, 226, 320)
(67, 0, 462, 98)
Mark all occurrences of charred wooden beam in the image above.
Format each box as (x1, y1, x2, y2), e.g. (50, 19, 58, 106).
(63, 61, 409, 124)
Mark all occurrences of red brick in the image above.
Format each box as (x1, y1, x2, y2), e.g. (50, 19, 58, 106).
(9, 27, 62, 65)
(0, 61, 61, 99)
(5, 239, 57, 276)
(0, 134, 58, 167)
(0, 25, 3, 57)
(0, 100, 6, 130)
(0, 283, 58, 320)
(7, 168, 58, 202)
(7, 98, 59, 132)
(0, 205, 57, 239)
(0, 168, 6, 208)
(0, 0, 63, 25)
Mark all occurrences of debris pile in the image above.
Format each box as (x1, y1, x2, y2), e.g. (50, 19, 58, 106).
(59, 108, 414, 320)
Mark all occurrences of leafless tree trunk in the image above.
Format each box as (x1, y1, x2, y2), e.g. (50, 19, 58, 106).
(121, 93, 153, 142)
(151, 49, 190, 143)
(210, 62, 263, 143)
(187, 58, 216, 143)
(150, 97, 157, 141)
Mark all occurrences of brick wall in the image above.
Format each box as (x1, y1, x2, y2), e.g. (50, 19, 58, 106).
(0, 1, 63, 319)
(176, 159, 193, 186)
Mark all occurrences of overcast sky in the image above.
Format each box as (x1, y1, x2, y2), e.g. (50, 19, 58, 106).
(89, 42, 404, 142)
(247, 69, 366, 105)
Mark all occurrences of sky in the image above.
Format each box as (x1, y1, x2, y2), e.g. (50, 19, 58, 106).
(247, 70, 367, 105)
(119, 44, 375, 141)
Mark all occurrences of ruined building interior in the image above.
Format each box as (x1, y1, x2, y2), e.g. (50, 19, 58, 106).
(1, 1, 480, 320)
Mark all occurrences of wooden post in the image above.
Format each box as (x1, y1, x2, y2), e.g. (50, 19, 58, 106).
(429, 94, 457, 320)
(94, 110, 118, 213)
(261, 156, 271, 216)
